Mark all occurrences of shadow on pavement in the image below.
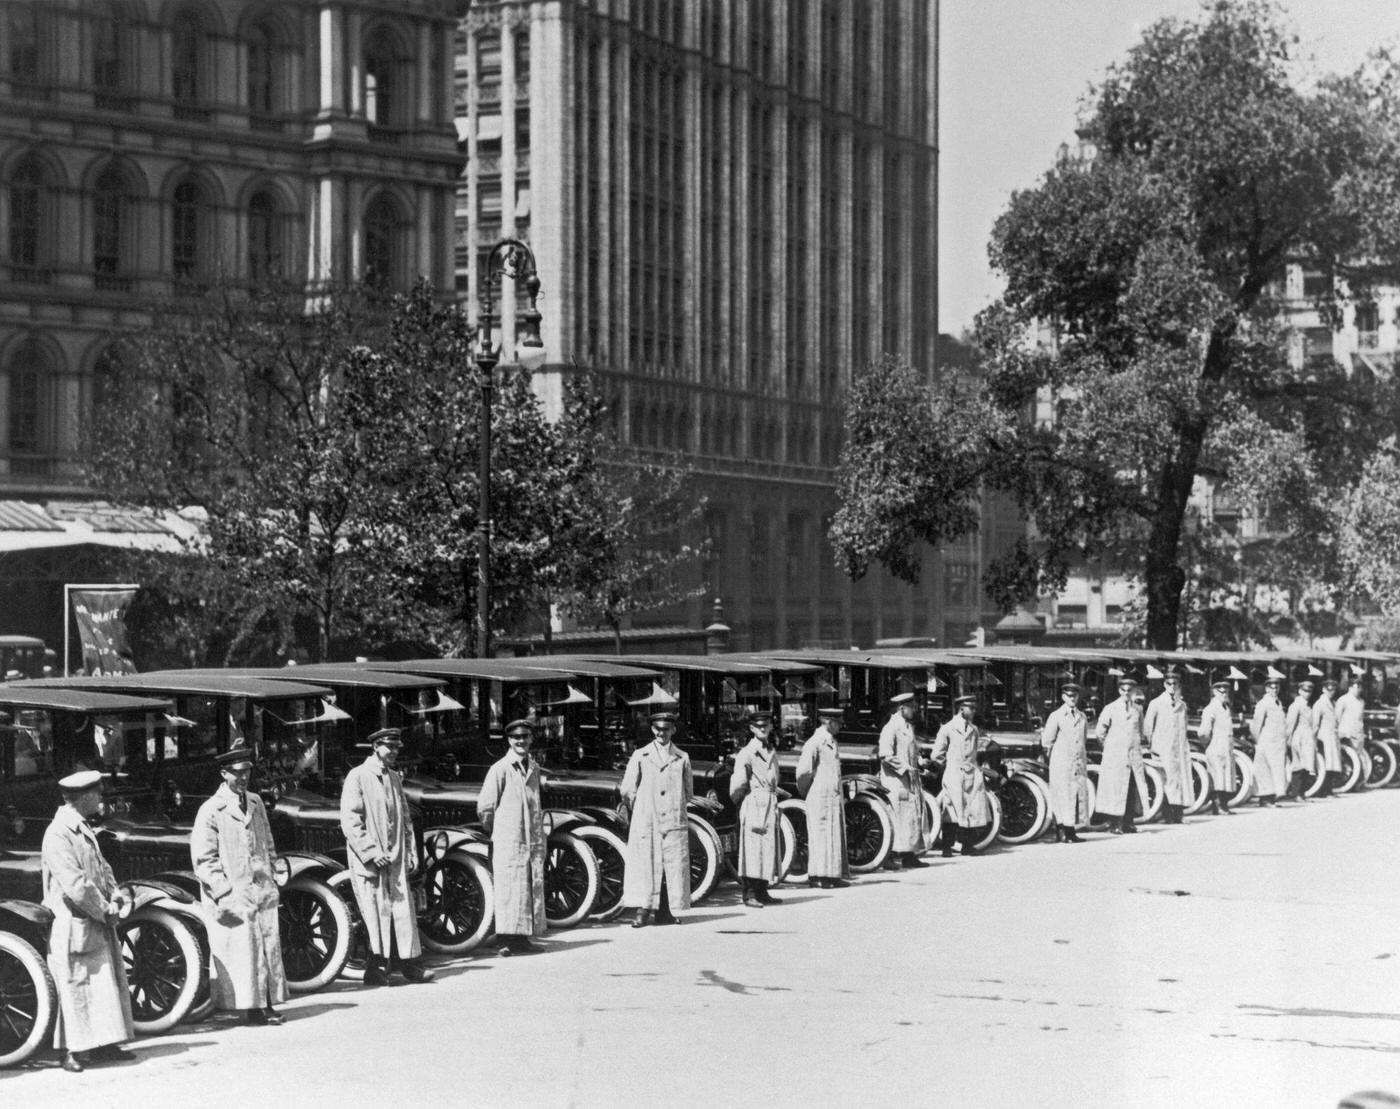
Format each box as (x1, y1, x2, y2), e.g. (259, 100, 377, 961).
(281, 1000, 360, 1019)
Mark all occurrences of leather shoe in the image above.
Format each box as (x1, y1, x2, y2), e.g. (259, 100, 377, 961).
(401, 962, 435, 983)
(654, 909, 679, 925)
(901, 853, 930, 869)
(61, 1052, 85, 1073)
(822, 878, 850, 889)
(363, 964, 390, 987)
(631, 909, 654, 928)
(91, 1045, 136, 1061)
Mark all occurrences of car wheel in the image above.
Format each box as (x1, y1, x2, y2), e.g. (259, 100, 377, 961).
(687, 816, 722, 903)
(326, 871, 369, 981)
(573, 824, 628, 922)
(1134, 764, 1166, 824)
(184, 919, 215, 1022)
(1230, 750, 1254, 807)
(420, 849, 494, 955)
(971, 791, 1002, 851)
(1365, 742, 1397, 788)
(0, 930, 55, 1067)
(773, 810, 797, 885)
(996, 774, 1048, 845)
(1337, 745, 1364, 794)
(545, 831, 601, 929)
(775, 801, 807, 886)
(280, 875, 352, 992)
(844, 794, 894, 873)
(121, 906, 202, 1035)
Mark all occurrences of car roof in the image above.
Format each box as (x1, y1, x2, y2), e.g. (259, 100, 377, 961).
(488, 657, 665, 679)
(0, 688, 173, 714)
(163, 665, 447, 692)
(570, 653, 772, 675)
(12, 674, 334, 700)
(364, 659, 579, 683)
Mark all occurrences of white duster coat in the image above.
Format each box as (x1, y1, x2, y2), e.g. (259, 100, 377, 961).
(340, 756, 421, 959)
(1285, 696, 1317, 777)
(730, 738, 780, 881)
(1041, 703, 1090, 827)
(1313, 692, 1343, 774)
(620, 741, 693, 910)
(1094, 697, 1148, 818)
(1199, 700, 1237, 792)
(477, 753, 546, 937)
(191, 784, 287, 1010)
(929, 714, 991, 829)
(796, 725, 848, 879)
(1144, 691, 1193, 807)
(1250, 693, 1288, 797)
(41, 805, 134, 1052)
(879, 713, 928, 849)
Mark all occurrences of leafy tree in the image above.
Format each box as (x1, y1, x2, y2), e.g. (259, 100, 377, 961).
(832, 0, 1400, 648)
(1339, 436, 1400, 617)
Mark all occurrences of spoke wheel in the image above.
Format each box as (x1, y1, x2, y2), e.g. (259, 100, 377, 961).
(280, 876, 352, 993)
(1230, 751, 1255, 807)
(1337, 745, 1364, 794)
(326, 871, 369, 981)
(0, 930, 55, 1067)
(776, 801, 808, 885)
(574, 825, 628, 922)
(971, 790, 1003, 851)
(995, 775, 1047, 845)
(687, 815, 721, 903)
(774, 810, 797, 884)
(1365, 743, 1397, 788)
(420, 850, 494, 955)
(120, 906, 202, 1035)
(1133, 765, 1166, 824)
(544, 832, 600, 929)
(844, 795, 894, 873)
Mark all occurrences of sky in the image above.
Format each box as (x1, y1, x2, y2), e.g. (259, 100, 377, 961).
(939, 0, 1400, 335)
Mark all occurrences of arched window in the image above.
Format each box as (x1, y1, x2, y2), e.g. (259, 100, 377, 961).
(363, 193, 402, 289)
(171, 177, 210, 289)
(93, 164, 132, 289)
(92, 2, 131, 106)
(361, 29, 406, 130)
(171, 8, 207, 118)
(247, 21, 274, 115)
(6, 339, 55, 471)
(8, 157, 50, 283)
(247, 189, 281, 282)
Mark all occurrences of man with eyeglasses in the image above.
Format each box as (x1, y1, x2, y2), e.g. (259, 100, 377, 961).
(620, 711, 693, 927)
(1145, 666, 1192, 824)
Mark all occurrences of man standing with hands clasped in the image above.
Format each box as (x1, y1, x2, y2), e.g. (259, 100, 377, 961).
(879, 692, 929, 868)
(796, 707, 850, 889)
(1041, 683, 1089, 843)
(620, 711, 693, 927)
(340, 727, 434, 985)
(930, 694, 992, 857)
(42, 769, 135, 1073)
(731, 709, 783, 907)
(1250, 673, 1288, 807)
(478, 719, 546, 956)
(1095, 675, 1149, 835)
(1145, 667, 1192, 824)
(1199, 680, 1237, 814)
(191, 747, 288, 1025)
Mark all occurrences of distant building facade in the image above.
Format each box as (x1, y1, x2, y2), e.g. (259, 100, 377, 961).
(0, 0, 459, 643)
(454, 0, 1014, 650)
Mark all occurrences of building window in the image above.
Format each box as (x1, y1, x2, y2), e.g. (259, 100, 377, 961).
(365, 29, 407, 129)
(93, 165, 132, 290)
(363, 193, 403, 289)
(7, 4, 45, 97)
(247, 20, 276, 120)
(477, 33, 501, 105)
(8, 157, 50, 284)
(171, 178, 210, 291)
(247, 190, 282, 282)
(171, 8, 208, 119)
(6, 340, 55, 473)
(92, 2, 131, 108)
(944, 562, 974, 608)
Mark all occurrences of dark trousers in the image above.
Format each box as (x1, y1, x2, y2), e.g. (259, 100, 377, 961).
(1120, 775, 1140, 831)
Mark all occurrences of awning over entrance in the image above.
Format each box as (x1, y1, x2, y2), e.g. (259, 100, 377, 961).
(0, 500, 199, 554)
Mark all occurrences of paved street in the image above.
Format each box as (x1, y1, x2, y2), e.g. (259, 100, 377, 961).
(8, 791, 1400, 1109)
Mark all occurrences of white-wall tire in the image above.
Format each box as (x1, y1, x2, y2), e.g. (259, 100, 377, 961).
(1186, 755, 1213, 815)
(1230, 751, 1255, 806)
(971, 791, 1002, 851)
(0, 930, 55, 1067)
(996, 774, 1049, 845)
(574, 825, 628, 922)
(121, 906, 202, 1035)
(420, 849, 494, 955)
(774, 801, 806, 885)
(686, 815, 722, 903)
(1133, 764, 1166, 824)
(280, 875, 352, 992)
(544, 831, 600, 930)
(844, 794, 894, 873)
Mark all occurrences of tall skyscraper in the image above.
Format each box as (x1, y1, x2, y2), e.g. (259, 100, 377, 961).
(455, 1, 990, 650)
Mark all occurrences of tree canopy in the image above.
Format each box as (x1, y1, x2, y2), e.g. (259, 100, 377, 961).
(832, 0, 1400, 648)
(86, 280, 696, 664)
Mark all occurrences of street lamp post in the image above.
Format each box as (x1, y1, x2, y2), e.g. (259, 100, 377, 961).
(474, 238, 544, 658)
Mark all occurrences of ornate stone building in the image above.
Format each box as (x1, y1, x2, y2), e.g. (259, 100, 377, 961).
(0, 0, 460, 641)
(454, 0, 1006, 650)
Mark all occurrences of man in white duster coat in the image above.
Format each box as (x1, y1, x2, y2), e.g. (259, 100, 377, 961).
(1041, 683, 1089, 843)
(1144, 668, 1193, 824)
(1250, 676, 1288, 806)
(477, 719, 546, 956)
(879, 692, 929, 868)
(929, 695, 992, 857)
(1284, 680, 1318, 801)
(1312, 678, 1343, 796)
(620, 711, 693, 928)
(1094, 676, 1149, 835)
(796, 707, 850, 888)
(340, 728, 434, 985)
(1198, 680, 1237, 814)
(41, 770, 135, 1073)
(190, 747, 287, 1024)
(730, 710, 782, 907)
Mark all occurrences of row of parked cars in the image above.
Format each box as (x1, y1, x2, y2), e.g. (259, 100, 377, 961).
(2, 643, 1396, 1066)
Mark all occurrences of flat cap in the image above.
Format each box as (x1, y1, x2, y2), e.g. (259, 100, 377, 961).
(954, 694, 978, 707)
(58, 769, 104, 792)
(746, 709, 773, 724)
(1060, 683, 1082, 695)
(816, 706, 845, 718)
(1211, 680, 1232, 692)
(889, 692, 915, 705)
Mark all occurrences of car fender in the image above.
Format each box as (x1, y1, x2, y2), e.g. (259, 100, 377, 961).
(148, 870, 202, 900)
(687, 795, 724, 816)
(421, 825, 490, 863)
(0, 897, 53, 930)
(578, 805, 629, 833)
(546, 809, 596, 837)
